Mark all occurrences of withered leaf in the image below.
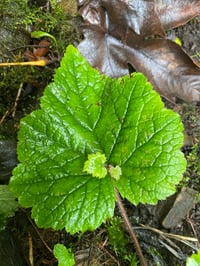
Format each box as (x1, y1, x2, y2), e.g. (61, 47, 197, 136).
(78, 0, 200, 102)
(156, 0, 200, 30)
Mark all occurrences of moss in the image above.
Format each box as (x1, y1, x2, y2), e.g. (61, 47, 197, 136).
(0, 0, 80, 139)
(185, 144, 200, 191)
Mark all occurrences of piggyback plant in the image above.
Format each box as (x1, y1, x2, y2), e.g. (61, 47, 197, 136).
(9, 45, 186, 261)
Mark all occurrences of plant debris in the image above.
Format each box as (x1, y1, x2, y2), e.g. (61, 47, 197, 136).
(78, 0, 200, 103)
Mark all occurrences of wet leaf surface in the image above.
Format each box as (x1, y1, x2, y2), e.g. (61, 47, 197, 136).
(78, 0, 200, 102)
(10, 45, 185, 233)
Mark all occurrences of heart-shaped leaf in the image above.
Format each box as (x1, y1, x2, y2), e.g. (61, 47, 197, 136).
(9, 45, 186, 233)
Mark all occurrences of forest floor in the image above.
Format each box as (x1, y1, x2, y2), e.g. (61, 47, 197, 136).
(0, 2, 199, 266)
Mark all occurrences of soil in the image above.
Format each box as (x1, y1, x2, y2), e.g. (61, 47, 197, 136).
(0, 2, 199, 266)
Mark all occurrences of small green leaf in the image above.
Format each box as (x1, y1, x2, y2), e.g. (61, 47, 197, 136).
(186, 250, 200, 266)
(0, 185, 19, 231)
(53, 244, 75, 266)
(9, 45, 186, 233)
(109, 165, 122, 180)
(83, 152, 107, 178)
(31, 30, 57, 46)
(175, 37, 182, 46)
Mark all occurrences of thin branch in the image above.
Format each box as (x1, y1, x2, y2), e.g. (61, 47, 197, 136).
(0, 110, 9, 125)
(27, 214, 53, 254)
(12, 82, 23, 117)
(115, 188, 148, 266)
(28, 232, 34, 266)
(98, 242, 120, 266)
(0, 60, 46, 67)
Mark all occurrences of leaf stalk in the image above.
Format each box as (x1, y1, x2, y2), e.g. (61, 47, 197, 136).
(115, 188, 148, 266)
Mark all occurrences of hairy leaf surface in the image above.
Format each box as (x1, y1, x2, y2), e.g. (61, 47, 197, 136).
(10, 45, 186, 233)
(78, 0, 200, 102)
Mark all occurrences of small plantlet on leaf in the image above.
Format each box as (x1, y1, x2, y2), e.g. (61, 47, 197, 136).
(83, 152, 107, 179)
(107, 165, 122, 180)
(83, 152, 122, 180)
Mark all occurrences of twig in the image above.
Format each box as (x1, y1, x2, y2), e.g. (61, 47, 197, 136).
(139, 224, 198, 242)
(98, 242, 120, 266)
(138, 224, 198, 250)
(12, 82, 23, 117)
(186, 217, 200, 248)
(0, 82, 24, 123)
(0, 60, 46, 67)
(0, 110, 9, 125)
(27, 214, 53, 254)
(115, 188, 148, 266)
(28, 232, 34, 266)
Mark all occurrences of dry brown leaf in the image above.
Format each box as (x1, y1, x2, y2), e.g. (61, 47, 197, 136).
(78, 0, 200, 102)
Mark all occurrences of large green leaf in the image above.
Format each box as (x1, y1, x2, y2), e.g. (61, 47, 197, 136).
(9, 45, 186, 233)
